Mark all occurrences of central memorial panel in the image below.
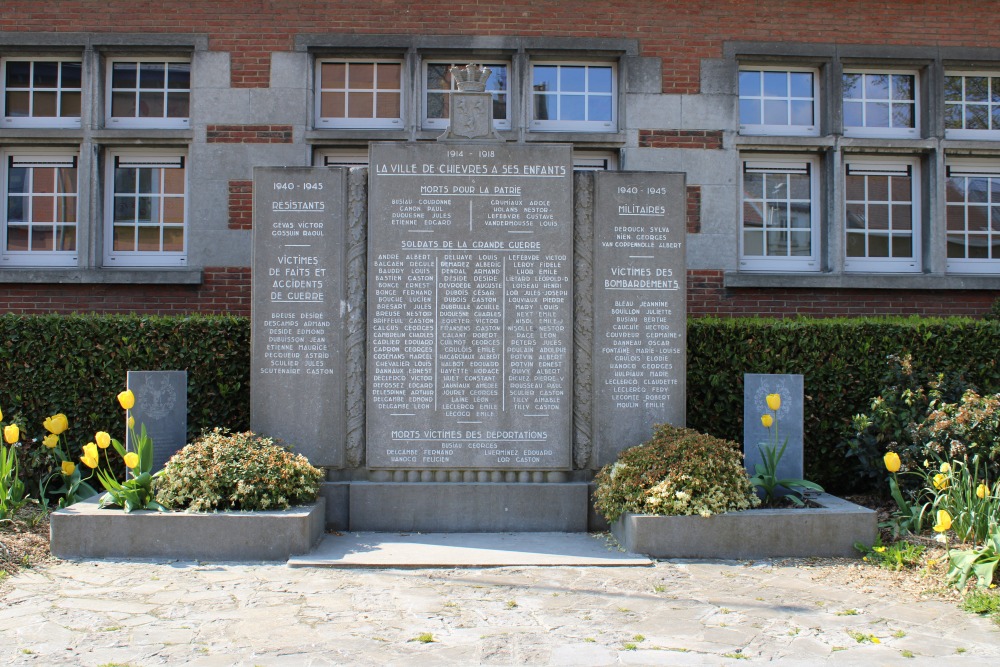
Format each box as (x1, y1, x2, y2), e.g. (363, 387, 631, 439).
(367, 143, 573, 470)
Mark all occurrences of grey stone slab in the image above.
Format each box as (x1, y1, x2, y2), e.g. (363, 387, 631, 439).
(743, 374, 804, 484)
(126, 370, 187, 471)
(251, 167, 348, 466)
(49, 498, 325, 561)
(611, 493, 876, 559)
(289, 531, 653, 568)
(366, 142, 574, 471)
(348, 481, 589, 532)
(592, 172, 686, 466)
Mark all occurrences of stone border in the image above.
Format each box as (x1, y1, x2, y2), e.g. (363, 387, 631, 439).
(50, 498, 325, 561)
(611, 493, 876, 559)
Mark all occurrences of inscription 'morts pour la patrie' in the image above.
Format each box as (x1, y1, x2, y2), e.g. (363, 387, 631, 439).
(593, 171, 687, 466)
(367, 143, 573, 470)
(251, 167, 345, 467)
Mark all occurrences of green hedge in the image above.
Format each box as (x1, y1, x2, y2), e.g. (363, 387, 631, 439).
(4, 314, 999, 495)
(0, 314, 250, 449)
(687, 317, 1000, 492)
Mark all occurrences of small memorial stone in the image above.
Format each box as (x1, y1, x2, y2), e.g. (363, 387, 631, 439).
(743, 373, 804, 482)
(126, 370, 187, 471)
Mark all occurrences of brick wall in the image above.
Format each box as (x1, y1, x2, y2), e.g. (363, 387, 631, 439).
(0, 268, 251, 316)
(0, 1, 994, 92)
(228, 180, 253, 230)
(688, 270, 1000, 318)
(640, 130, 723, 150)
(207, 125, 293, 143)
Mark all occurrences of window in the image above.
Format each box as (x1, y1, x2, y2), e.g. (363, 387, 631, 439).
(106, 59, 190, 129)
(944, 72, 1000, 139)
(843, 71, 918, 138)
(316, 147, 369, 167)
(740, 156, 820, 271)
(1, 151, 78, 267)
(844, 158, 920, 272)
(945, 160, 1000, 273)
(530, 62, 616, 132)
(739, 68, 818, 136)
(2, 59, 82, 128)
(316, 60, 403, 129)
(105, 150, 186, 267)
(423, 61, 510, 130)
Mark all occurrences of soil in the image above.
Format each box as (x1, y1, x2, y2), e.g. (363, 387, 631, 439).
(0, 504, 56, 587)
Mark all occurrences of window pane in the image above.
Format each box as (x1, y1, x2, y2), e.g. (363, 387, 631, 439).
(113, 225, 134, 251)
(57, 225, 76, 251)
(163, 197, 184, 224)
(763, 99, 787, 125)
(968, 206, 989, 231)
(138, 91, 165, 118)
(945, 104, 963, 129)
(114, 197, 135, 222)
(347, 91, 373, 118)
(743, 230, 763, 255)
(790, 100, 813, 125)
(137, 226, 160, 251)
(944, 75, 962, 101)
(867, 203, 889, 230)
(7, 196, 24, 222)
(789, 72, 812, 97)
(743, 202, 763, 227)
(561, 95, 585, 120)
(589, 96, 612, 121)
(846, 231, 866, 256)
(560, 67, 586, 92)
(33, 168, 54, 193)
(376, 63, 400, 89)
(111, 91, 137, 117)
(534, 93, 553, 120)
(947, 205, 966, 230)
(846, 203, 866, 229)
(868, 233, 890, 257)
(322, 62, 346, 88)
(166, 92, 189, 118)
(163, 226, 184, 252)
(969, 234, 989, 258)
(892, 104, 914, 128)
(947, 235, 966, 258)
(867, 102, 890, 127)
(588, 67, 612, 92)
(7, 168, 26, 194)
(967, 77, 988, 102)
(739, 99, 760, 125)
(739, 71, 761, 97)
(743, 172, 763, 199)
(5, 61, 30, 87)
(868, 176, 889, 201)
(763, 71, 787, 97)
(375, 92, 400, 119)
(33, 91, 57, 116)
(865, 74, 889, 100)
(114, 168, 136, 194)
(789, 230, 811, 255)
(320, 91, 345, 118)
(31, 227, 53, 251)
(61, 92, 81, 117)
(846, 175, 865, 201)
(6, 91, 29, 116)
(843, 73, 863, 99)
(138, 63, 166, 90)
(969, 178, 989, 203)
(137, 197, 155, 223)
(163, 168, 185, 195)
(167, 63, 190, 90)
(891, 235, 913, 259)
(533, 66, 557, 91)
(788, 173, 810, 200)
(891, 177, 911, 202)
(426, 64, 450, 91)
(892, 76, 914, 101)
(892, 205, 912, 230)
(61, 62, 82, 88)
(33, 61, 59, 88)
(351, 63, 375, 88)
(137, 169, 154, 194)
(6, 225, 28, 251)
(967, 104, 990, 130)
(112, 63, 137, 89)
(843, 101, 863, 127)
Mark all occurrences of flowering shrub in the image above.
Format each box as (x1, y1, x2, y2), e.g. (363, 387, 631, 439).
(915, 390, 1000, 478)
(156, 429, 322, 512)
(593, 424, 759, 523)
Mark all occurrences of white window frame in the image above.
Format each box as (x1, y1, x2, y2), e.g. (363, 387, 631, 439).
(529, 61, 617, 133)
(572, 151, 618, 171)
(0, 149, 79, 267)
(1, 57, 83, 129)
(314, 147, 369, 167)
(944, 158, 1000, 274)
(842, 69, 919, 139)
(843, 156, 921, 273)
(315, 58, 404, 130)
(421, 60, 511, 131)
(739, 155, 821, 272)
(738, 66, 820, 137)
(104, 148, 187, 267)
(105, 57, 191, 129)
(944, 71, 1000, 140)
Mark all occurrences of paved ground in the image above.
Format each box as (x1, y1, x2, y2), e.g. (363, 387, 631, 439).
(1, 535, 998, 666)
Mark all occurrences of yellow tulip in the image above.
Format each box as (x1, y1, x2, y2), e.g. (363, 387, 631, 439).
(883, 452, 901, 473)
(0, 406, 3, 422)
(80, 443, 100, 469)
(95, 431, 111, 449)
(977, 483, 989, 499)
(766, 393, 781, 411)
(117, 389, 135, 410)
(43, 433, 59, 449)
(940, 462, 951, 474)
(933, 509, 952, 532)
(128, 415, 135, 429)
(3, 424, 18, 444)
(933, 473, 949, 490)
(43, 413, 69, 435)
(761, 414, 773, 428)
(61, 461, 76, 476)
(123, 452, 140, 469)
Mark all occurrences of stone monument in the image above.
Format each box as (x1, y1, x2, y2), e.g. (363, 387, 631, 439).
(250, 65, 689, 532)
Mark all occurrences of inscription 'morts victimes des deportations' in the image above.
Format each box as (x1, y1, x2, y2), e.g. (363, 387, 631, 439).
(367, 143, 573, 470)
(251, 167, 346, 466)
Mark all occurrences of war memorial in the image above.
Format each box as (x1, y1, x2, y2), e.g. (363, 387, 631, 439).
(251, 66, 687, 532)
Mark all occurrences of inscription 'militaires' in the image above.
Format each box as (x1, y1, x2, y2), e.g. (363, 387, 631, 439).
(367, 143, 573, 470)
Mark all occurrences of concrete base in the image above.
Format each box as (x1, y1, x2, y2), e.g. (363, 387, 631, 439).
(348, 482, 589, 532)
(611, 493, 876, 559)
(50, 498, 325, 561)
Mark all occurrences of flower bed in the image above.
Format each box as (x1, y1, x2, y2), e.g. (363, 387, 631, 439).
(611, 493, 876, 559)
(50, 497, 325, 561)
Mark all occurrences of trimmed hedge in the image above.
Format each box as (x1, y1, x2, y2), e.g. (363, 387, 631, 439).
(0, 314, 250, 449)
(687, 317, 1000, 492)
(4, 313, 1000, 495)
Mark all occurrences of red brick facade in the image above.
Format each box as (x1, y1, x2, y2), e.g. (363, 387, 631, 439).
(227, 180, 253, 230)
(206, 125, 293, 143)
(640, 130, 723, 150)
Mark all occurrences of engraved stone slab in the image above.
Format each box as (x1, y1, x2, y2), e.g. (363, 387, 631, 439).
(126, 370, 187, 472)
(251, 167, 347, 466)
(593, 172, 687, 465)
(367, 143, 573, 470)
(743, 373, 804, 482)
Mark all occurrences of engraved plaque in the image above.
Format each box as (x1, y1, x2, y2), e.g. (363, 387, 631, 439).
(251, 167, 346, 466)
(367, 143, 573, 470)
(593, 172, 687, 465)
(126, 370, 187, 472)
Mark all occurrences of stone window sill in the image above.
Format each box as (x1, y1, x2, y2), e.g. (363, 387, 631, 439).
(724, 271, 1000, 290)
(0, 268, 203, 285)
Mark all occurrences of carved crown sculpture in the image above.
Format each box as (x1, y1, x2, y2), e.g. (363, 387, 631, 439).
(450, 63, 492, 92)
